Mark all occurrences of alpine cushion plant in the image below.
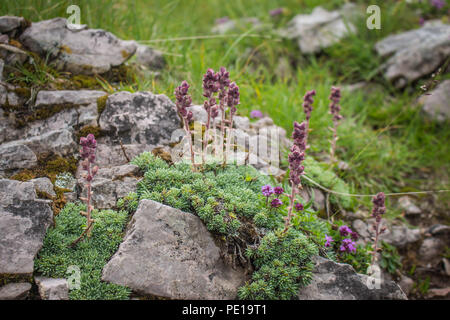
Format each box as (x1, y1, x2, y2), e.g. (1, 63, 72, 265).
(70, 134, 98, 247)
(328, 86, 342, 164)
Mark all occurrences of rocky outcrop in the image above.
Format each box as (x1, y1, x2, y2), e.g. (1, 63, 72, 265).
(375, 21, 450, 88)
(0, 282, 31, 300)
(352, 219, 422, 248)
(0, 143, 37, 173)
(77, 164, 142, 209)
(99, 91, 181, 146)
(280, 4, 358, 54)
(0, 179, 53, 278)
(297, 256, 407, 300)
(419, 79, 450, 123)
(30, 177, 56, 198)
(0, 16, 28, 37)
(19, 18, 136, 75)
(34, 277, 69, 300)
(102, 199, 247, 299)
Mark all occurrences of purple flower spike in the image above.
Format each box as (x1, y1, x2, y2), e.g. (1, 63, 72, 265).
(227, 82, 240, 113)
(274, 186, 284, 195)
(250, 110, 263, 119)
(261, 185, 274, 197)
(302, 90, 316, 121)
(372, 192, 386, 221)
(325, 235, 333, 247)
(329, 87, 343, 122)
(351, 231, 359, 241)
(339, 225, 352, 237)
(270, 198, 283, 208)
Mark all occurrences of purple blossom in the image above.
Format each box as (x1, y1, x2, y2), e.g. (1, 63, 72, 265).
(250, 110, 263, 119)
(430, 0, 446, 10)
(274, 186, 284, 195)
(302, 90, 316, 122)
(294, 202, 304, 212)
(339, 225, 352, 237)
(269, 8, 284, 17)
(351, 231, 359, 241)
(261, 185, 274, 197)
(340, 238, 356, 253)
(203, 68, 219, 100)
(270, 198, 283, 208)
(329, 87, 342, 122)
(325, 235, 333, 247)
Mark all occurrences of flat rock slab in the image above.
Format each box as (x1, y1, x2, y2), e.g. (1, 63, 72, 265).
(298, 256, 407, 300)
(0, 179, 53, 277)
(99, 91, 181, 146)
(280, 4, 357, 53)
(375, 21, 450, 88)
(35, 277, 69, 300)
(19, 18, 136, 75)
(102, 199, 247, 299)
(0, 282, 31, 300)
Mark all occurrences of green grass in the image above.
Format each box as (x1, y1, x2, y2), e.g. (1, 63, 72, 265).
(2, 0, 449, 215)
(34, 202, 131, 300)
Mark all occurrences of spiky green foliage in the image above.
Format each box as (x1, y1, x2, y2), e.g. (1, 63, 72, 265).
(130, 152, 272, 235)
(34, 202, 131, 300)
(237, 228, 318, 300)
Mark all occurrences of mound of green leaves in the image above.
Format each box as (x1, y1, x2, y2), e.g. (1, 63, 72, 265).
(125, 153, 326, 299)
(34, 202, 131, 300)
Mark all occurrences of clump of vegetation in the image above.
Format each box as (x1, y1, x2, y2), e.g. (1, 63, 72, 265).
(126, 151, 371, 300)
(379, 241, 403, 275)
(237, 228, 318, 300)
(34, 202, 131, 300)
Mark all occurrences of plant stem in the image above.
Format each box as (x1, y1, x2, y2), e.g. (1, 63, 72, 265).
(283, 181, 297, 232)
(184, 118, 196, 169)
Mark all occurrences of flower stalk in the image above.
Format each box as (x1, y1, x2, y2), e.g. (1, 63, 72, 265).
(70, 134, 98, 247)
